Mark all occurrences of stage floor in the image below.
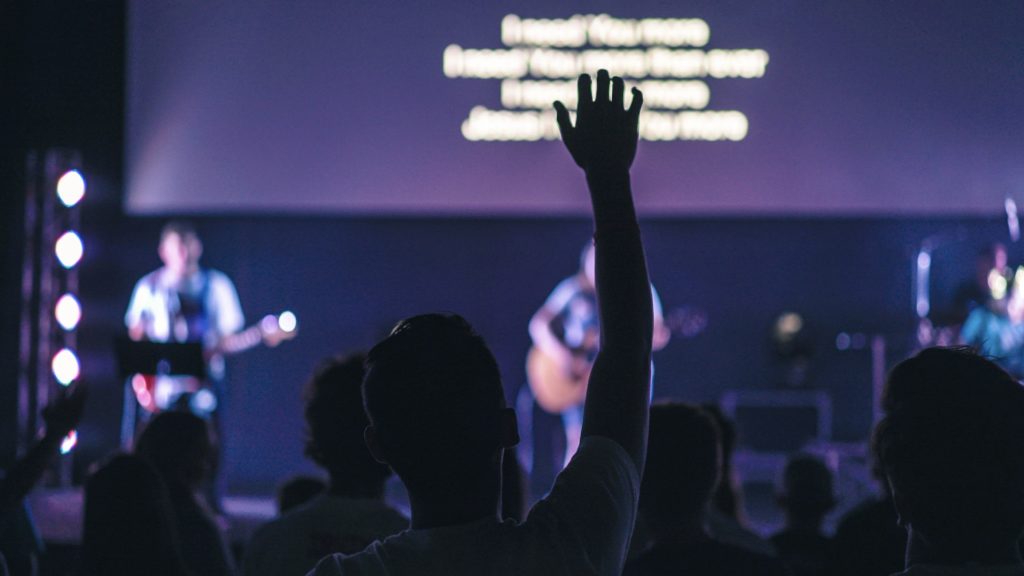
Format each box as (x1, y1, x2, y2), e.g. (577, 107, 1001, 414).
(30, 489, 276, 546)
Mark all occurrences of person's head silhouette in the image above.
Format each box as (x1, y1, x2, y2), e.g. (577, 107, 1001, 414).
(304, 353, 391, 498)
(639, 402, 721, 536)
(873, 347, 1024, 566)
(81, 454, 189, 576)
(776, 455, 835, 530)
(136, 411, 213, 492)
(361, 314, 518, 526)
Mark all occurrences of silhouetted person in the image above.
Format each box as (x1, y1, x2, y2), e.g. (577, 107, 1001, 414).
(829, 467, 906, 576)
(500, 449, 527, 522)
(80, 454, 192, 576)
(527, 241, 669, 469)
(276, 476, 328, 514)
(625, 403, 788, 576)
(0, 385, 86, 576)
(702, 403, 777, 557)
(310, 69, 653, 576)
(951, 242, 1008, 324)
(771, 455, 835, 576)
(136, 412, 234, 576)
(242, 354, 406, 576)
(873, 347, 1024, 575)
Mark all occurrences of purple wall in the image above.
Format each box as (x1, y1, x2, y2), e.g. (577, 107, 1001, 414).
(126, 0, 1024, 216)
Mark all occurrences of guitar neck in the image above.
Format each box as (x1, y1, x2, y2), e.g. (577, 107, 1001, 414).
(215, 325, 264, 356)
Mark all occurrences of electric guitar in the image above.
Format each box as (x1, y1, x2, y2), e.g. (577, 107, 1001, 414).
(526, 306, 708, 414)
(132, 312, 298, 413)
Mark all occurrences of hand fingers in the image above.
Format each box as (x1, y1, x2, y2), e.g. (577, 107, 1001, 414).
(611, 76, 624, 109)
(595, 69, 610, 105)
(553, 100, 574, 142)
(576, 74, 592, 113)
(628, 87, 644, 122)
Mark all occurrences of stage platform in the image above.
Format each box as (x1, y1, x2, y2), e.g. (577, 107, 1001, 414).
(30, 489, 276, 546)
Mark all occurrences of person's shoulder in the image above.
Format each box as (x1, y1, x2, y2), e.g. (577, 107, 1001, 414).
(835, 496, 892, 532)
(315, 495, 409, 532)
(551, 275, 586, 297)
(204, 268, 234, 286)
(249, 507, 300, 545)
(306, 541, 387, 576)
(132, 269, 163, 290)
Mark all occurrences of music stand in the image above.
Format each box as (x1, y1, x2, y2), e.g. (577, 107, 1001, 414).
(116, 338, 207, 448)
(115, 338, 206, 379)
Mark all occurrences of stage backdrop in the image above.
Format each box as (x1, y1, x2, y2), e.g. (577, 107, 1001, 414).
(126, 0, 1023, 216)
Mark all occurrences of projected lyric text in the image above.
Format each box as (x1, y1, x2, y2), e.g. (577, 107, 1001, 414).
(444, 14, 770, 142)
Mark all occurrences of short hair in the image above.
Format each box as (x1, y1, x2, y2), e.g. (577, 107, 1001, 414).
(872, 347, 1024, 548)
(135, 411, 213, 490)
(778, 455, 835, 519)
(160, 220, 200, 243)
(303, 353, 390, 489)
(640, 402, 722, 525)
(362, 314, 504, 476)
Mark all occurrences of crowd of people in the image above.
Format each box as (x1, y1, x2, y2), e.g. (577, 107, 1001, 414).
(6, 71, 1024, 575)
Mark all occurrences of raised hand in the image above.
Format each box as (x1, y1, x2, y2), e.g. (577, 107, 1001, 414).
(554, 70, 643, 174)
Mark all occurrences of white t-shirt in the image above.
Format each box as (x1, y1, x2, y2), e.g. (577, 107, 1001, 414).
(242, 494, 408, 576)
(125, 268, 244, 346)
(307, 436, 640, 576)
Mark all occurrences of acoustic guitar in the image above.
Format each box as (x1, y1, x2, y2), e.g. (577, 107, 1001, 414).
(526, 306, 708, 414)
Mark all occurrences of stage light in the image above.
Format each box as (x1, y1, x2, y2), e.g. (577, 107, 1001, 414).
(54, 294, 82, 331)
(835, 332, 851, 351)
(52, 348, 80, 385)
(56, 170, 86, 207)
(60, 430, 78, 455)
(278, 310, 297, 333)
(55, 231, 83, 268)
(774, 312, 804, 342)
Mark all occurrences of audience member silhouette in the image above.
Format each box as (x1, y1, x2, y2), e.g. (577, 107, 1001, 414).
(79, 453, 191, 576)
(701, 403, 777, 557)
(828, 464, 906, 576)
(624, 403, 788, 576)
(276, 476, 328, 514)
(771, 455, 835, 576)
(136, 412, 235, 576)
(242, 354, 406, 576)
(872, 347, 1024, 575)
(500, 449, 526, 522)
(310, 69, 654, 576)
(0, 385, 86, 576)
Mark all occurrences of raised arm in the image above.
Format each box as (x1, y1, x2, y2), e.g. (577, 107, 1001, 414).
(554, 70, 653, 471)
(0, 385, 87, 517)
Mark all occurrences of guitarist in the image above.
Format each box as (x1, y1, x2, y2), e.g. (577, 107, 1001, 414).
(124, 220, 245, 510)
(124, 220, 245, 415)
(528, 242, 670, 468)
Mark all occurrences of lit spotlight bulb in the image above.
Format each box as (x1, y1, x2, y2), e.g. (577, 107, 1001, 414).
(55, 232, 84, 268)
(278, 311, 297, 333)
(60, 430, 78, 455)
(55, 294, 82, 331)
(52, 348, 80, 385)
(56, 170, 86, 207)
